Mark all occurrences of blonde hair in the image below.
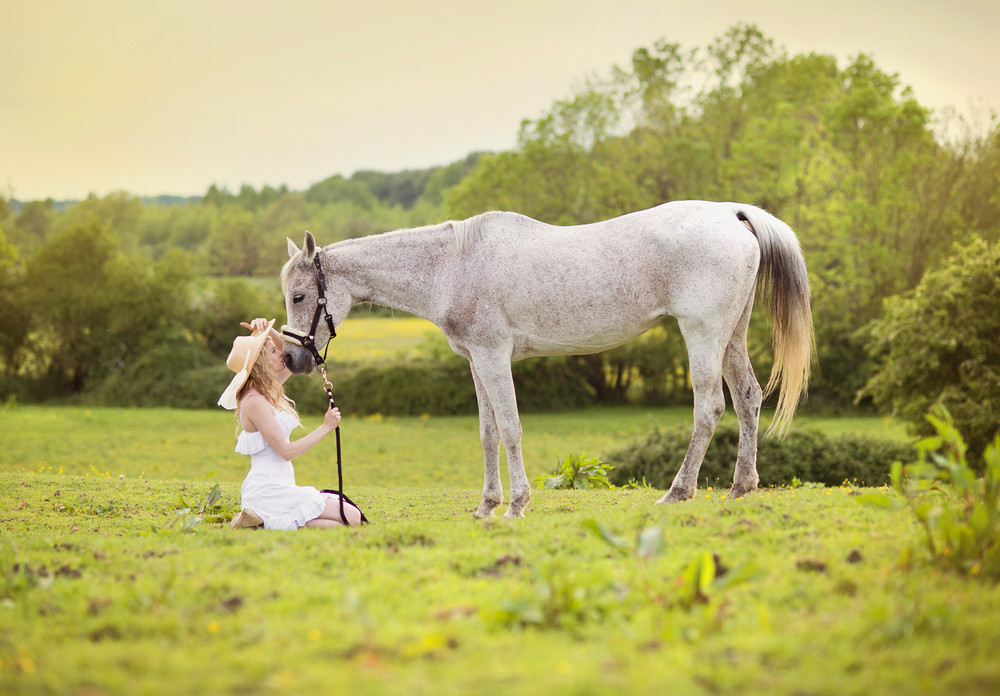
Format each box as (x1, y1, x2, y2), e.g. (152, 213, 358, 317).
(233, 347, 296, 431)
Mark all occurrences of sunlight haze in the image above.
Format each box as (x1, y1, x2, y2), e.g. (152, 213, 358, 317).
(1, 0, 997, 201)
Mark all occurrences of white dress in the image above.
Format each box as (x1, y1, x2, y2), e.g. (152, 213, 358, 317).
(236, 395, 333, 530)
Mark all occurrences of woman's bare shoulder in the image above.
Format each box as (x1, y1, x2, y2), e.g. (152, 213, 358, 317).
(241, 392, 276, 429)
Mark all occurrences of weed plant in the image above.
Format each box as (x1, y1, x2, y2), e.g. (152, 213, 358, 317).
(533, 453, 614, 490)
(860, 407, 1000, 579)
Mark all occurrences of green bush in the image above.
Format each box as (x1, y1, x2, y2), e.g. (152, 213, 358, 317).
(323, 361, 477, 416)
(863, 237, 1000, 465)
(288, 357, 597, 416)
(605, 424, 916, 489)
(85, 340, 222, 408)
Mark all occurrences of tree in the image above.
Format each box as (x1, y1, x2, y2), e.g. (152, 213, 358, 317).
(23, 222, 193, 393)
(862, 237, 1000, 462)
(0, 225, 29, 373)
(206, 208, 261, 276)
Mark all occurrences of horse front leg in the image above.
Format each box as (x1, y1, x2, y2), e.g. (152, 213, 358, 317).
(470, 363, 503, 518)
(469, 349, 529, 518)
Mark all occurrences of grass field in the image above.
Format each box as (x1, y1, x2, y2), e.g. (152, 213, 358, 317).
(0, 404, 910, 487)
(3, 405, 997, 695)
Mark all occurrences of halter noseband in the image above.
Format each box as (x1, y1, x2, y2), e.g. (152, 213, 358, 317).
(282, 251, 337, 367)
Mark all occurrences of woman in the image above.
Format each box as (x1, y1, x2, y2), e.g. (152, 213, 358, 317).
(219, 317, 362, 529)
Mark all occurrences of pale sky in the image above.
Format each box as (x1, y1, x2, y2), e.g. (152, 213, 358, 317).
(2, 0, 998, 202)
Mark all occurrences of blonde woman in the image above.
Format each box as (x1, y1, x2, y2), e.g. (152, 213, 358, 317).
(219, 317, 362, 529)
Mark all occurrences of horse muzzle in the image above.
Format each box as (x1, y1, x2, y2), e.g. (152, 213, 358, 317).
(282, 343, 317, 374)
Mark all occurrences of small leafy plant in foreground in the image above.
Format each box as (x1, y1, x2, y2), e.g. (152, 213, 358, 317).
(490, 519, 758, 636)
(859, 406, 1000, 580)
(532, 453, 614, 490)
(156, 483, 225, 533)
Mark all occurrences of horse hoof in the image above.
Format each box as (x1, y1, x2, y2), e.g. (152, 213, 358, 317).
(473, 507, 497, 520)
(728, 485, 756, 499)
(503, 508, 526, 519)
(656, 489, 692, 504)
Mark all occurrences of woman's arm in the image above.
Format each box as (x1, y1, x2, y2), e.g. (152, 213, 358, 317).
(242, 396, 341, 462)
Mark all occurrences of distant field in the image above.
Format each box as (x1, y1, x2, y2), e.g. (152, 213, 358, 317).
(323, 315, 442, 364)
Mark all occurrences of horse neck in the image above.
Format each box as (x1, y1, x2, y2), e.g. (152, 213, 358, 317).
(326, 223, 453, 318)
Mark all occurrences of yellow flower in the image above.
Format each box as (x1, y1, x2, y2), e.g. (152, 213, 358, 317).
(308, 628, 321, 641)
(19, 656, 37, 674)
(207, 620, 220, 633)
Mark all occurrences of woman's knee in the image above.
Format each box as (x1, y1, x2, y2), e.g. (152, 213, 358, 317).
(324, 496, 361, 525)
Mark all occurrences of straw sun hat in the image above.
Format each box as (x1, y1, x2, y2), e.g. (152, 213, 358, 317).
(217, 319, 282, 410)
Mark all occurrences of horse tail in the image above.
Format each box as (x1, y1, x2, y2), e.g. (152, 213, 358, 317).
(736, 206, 815, 437)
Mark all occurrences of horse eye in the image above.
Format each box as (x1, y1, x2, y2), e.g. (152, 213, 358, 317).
(292, 294, 305, 304)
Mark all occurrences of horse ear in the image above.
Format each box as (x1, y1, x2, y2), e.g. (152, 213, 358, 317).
(303, 231, 317, 262)
(286, 237, 300, 259)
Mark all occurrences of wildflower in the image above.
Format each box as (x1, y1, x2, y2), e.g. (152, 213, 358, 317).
(308, 628, 321, 641)
(207, 620, 220, 633)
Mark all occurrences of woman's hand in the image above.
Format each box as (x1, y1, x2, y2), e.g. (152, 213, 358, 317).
(323, 406, 342, 432)
(241, 318, 272, 334)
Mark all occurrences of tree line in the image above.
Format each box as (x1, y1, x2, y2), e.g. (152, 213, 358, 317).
(1, 24, 997, 450)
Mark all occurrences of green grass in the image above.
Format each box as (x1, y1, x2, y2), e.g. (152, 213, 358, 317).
(5, 406, 993, 696)
(2, 475, 999, 694)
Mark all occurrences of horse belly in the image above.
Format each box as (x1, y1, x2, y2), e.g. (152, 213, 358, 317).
(505, 283, 667, 359)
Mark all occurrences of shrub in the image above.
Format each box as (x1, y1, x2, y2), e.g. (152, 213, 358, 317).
(85, 339, 222, 408)
(863, 236, 1000, 465)
(288, 357, 597, 416)
(605, 423, 915, 489)
(324, 361, 477, 416)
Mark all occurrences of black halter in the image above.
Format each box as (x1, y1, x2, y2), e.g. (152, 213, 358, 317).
(282, 251, 337, 368)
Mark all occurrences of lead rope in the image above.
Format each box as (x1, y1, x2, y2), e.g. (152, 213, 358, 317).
(318, 364, 369, 526)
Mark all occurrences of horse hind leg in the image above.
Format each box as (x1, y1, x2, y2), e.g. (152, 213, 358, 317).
(470, 363, 503, 518)
(658, 324, 727, 504)
(722, 332, 763, 499)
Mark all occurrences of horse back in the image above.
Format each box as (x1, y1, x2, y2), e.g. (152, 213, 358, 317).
(438, 202, 760, 357)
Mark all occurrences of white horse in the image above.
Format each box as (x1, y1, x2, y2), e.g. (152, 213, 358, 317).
(280, 201, 814, 518)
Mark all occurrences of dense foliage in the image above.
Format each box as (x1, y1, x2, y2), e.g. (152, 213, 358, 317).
(605, 423, 915, 489)
(1, 24, 998, 425)
(862, 237, 1000, 460)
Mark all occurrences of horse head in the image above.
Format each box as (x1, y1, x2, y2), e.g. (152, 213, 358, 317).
(280, 231, 350, 374)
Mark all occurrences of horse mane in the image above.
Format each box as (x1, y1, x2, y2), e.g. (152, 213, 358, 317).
(280, 213, 502, 287)
(280, 253, 299, 294)
(453, 212, 504, 256)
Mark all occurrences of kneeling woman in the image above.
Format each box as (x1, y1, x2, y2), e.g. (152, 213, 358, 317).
(219, 317, 362, 529)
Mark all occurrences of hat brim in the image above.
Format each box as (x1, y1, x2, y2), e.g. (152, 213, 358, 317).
(218, 319, 277, 409)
